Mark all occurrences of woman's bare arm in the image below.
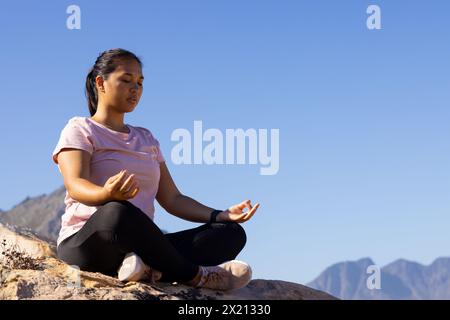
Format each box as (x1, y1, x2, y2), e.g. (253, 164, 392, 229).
(155, 162, 216, 223)
(57, 148, 110, 206)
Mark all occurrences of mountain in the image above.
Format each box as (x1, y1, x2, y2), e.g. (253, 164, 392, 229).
(0, 186, 173, 243)
(0, 186, 66, 243)
(308, 257, 450, 299)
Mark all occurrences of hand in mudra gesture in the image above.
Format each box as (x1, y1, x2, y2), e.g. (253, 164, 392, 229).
(218, 200, 260, 223)
(103, 170, 140, 201)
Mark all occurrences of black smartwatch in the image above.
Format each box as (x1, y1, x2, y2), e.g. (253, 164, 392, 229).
(209, 209, 223, 224)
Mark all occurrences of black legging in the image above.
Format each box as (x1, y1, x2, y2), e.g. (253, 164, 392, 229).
(57, 200, 247, 283)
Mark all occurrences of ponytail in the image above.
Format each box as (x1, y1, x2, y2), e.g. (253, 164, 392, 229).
(85, 68, 98, 116)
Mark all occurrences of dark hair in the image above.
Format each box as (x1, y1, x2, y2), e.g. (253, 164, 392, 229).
(85, 48, 143, 116)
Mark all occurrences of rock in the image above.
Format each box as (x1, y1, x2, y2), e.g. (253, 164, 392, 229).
(0, 225, 55, 261)
(0, 225, 336, 300)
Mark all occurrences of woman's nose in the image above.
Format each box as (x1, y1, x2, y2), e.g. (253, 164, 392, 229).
(130, 83, 139, 93)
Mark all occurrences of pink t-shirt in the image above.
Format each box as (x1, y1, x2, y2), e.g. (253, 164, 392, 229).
(52, 116, 165, 247)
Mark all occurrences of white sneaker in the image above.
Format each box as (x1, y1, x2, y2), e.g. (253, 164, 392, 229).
(196, 260, 252, 291)
(117, 252, 162, 283)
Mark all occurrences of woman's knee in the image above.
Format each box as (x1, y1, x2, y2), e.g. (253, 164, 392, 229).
(94, 200, 138, 230)
(222, 221, 247, 249)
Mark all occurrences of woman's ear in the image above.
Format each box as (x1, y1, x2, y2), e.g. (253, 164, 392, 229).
(95, 75, 105, 92)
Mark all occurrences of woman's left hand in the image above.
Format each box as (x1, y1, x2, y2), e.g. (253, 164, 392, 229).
(217, 200, 260, 223)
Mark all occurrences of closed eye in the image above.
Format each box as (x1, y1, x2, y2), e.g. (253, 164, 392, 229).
(122, 80, 143, 86)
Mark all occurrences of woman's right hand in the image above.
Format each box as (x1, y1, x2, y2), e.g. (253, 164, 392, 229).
(102, 169, 140, 201)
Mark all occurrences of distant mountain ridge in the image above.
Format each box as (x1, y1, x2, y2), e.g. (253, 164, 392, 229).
(308, 257, 450, 300)
(0, 186, 66, 243)
(0, 186, 174, 243)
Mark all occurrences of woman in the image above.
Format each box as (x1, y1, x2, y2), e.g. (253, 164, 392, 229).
(52, 48, 260, 291)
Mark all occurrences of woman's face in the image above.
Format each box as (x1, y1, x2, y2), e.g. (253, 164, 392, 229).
(97, 58, 144, 113)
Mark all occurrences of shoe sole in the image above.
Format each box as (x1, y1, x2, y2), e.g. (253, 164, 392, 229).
(118, 253, 142, 282)
(226, 260, 253, 290)
(198, 260, 253, 291)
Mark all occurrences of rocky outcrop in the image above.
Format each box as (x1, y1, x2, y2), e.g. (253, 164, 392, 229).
(0, 225, 336, 300)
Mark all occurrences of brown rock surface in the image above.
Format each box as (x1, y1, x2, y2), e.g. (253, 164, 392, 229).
(0, 225, 336, 300)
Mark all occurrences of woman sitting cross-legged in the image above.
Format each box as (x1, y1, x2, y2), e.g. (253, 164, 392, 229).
(51, 48, 260, 291)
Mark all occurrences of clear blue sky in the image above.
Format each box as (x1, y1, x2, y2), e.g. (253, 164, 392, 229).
(0, 0, 449, 284)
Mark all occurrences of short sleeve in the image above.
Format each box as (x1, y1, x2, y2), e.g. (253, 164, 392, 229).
(52, 119, 94, 165)
(139, 127, 165, 164)
(154, 138, 166, 163)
